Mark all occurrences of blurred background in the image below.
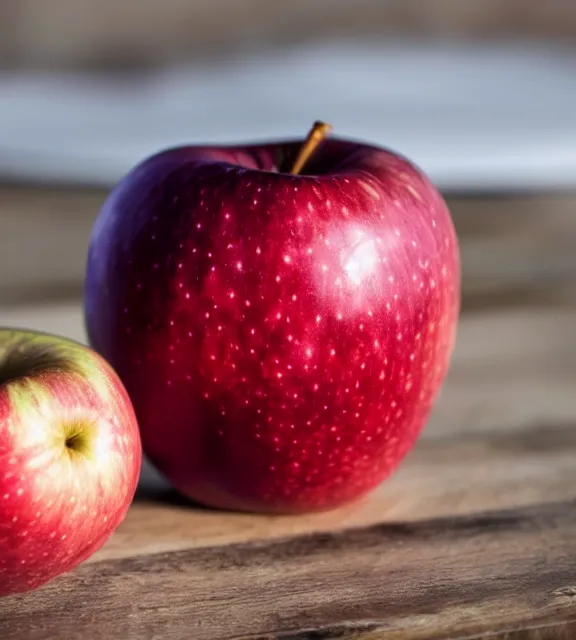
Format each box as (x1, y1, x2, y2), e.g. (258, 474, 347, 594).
(1, 1, 576, 458)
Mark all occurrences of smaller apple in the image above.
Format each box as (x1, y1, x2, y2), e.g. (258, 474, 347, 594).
(0, 328, 142, 596)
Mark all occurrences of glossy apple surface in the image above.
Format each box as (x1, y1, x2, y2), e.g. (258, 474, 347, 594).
(85, 135, 460, 514)
(0, 329, 141, 595)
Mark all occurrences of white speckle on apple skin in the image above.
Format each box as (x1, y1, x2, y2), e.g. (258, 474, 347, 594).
(85, 137, 460, 514)
(0, 334, 142, 596)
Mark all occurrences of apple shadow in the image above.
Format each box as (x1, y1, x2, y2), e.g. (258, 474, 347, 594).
(133, 484, 201, 508)
(133, 456, 235, 513)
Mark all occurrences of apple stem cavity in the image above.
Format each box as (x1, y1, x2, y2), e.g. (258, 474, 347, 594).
(289, 121, 333, 176)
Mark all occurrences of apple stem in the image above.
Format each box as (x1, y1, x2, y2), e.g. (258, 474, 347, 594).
(289, 121, 333, 175)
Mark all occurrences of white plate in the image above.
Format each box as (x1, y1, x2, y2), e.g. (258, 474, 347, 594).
(1, 41, 576, 192)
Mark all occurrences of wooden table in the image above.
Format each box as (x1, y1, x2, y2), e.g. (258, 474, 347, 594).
(1, 187, 576, 639)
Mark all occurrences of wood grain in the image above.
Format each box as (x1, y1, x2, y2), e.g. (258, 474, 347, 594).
(99, 420, 576, 563)
(3, 302, 575, 442)
(2, 498, 576, 639)
(2, 186, 576, 310)
(2, 185, 576, 638)
(0, 302, 575, 638)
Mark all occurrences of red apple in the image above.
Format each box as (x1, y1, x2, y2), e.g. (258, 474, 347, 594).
(84, 122, 460, 514)
(0, 329, 141, 596)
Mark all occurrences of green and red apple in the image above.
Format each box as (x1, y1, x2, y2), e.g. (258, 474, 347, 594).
(0, 328, 141, 596)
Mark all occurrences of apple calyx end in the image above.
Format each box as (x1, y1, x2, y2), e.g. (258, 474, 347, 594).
(63, 421, 98, 461)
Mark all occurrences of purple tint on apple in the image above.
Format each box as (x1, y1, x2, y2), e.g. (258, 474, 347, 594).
(85, 135, 460, 514)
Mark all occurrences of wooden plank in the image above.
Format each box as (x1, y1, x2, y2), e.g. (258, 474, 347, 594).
(2, 186, 576, 637)
(2, 186, 576, 309)
(3, 302, 575, 440)
(1, 302, 575, 638)
(98, 420, 576, 562)
(0, 186, 102, 305)
(2, 497, 576, 639)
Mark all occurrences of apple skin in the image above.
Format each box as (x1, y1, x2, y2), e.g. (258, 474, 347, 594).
(0, 329, 141, 596)
(84, 136, 460, 514)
